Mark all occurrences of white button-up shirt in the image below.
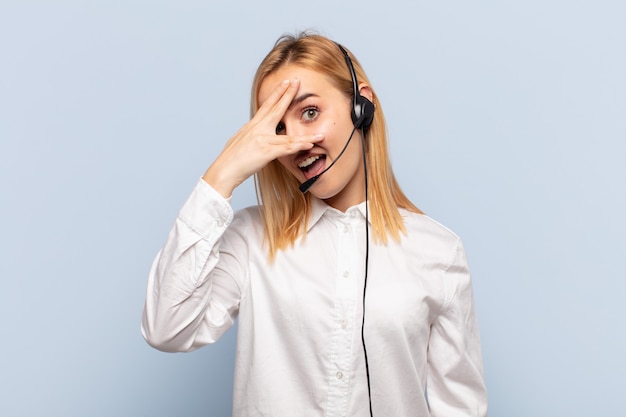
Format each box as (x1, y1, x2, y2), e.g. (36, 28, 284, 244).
(142, 180, 487, 417)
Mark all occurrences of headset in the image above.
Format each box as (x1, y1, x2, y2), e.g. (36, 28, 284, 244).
(336, 43, 375, 132)
(299, 44, 375, 193)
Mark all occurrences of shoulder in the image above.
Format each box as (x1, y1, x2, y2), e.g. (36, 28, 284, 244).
(396, 210, 471, 311)
(400, 209, 460, 243)
(397, 209, 463, 262)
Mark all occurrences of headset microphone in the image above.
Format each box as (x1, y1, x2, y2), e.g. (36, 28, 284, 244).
(298, 175, 321, 194)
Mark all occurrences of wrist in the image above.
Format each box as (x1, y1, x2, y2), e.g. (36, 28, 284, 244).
(202, 165, 237, 199)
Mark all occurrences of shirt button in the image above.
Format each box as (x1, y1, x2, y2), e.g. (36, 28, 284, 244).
(216, 219, 224, 227)
(341, 319, 348, 329)
(350, 211, 356, 217)
(343, 225, 350, 233)
(336, 371, 343, 380)
(343, 271, 349, 278)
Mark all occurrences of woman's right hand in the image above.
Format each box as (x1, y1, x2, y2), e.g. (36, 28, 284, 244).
(202, 79, 324, 198)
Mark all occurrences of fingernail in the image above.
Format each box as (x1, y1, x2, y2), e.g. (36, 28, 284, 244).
(313, 134, 324, 139)
(291, 79, 300, 86)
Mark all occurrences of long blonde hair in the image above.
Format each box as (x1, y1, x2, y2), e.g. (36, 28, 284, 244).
(252, 33, 422, 259)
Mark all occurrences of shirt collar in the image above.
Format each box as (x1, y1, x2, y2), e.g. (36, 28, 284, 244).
(306, 196, 371, 232)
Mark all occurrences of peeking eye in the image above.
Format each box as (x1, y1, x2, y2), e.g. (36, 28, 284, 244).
(275, 122, 286, 135)
(302, 107, 319, 122)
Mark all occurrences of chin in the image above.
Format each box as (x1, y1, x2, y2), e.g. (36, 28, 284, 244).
(308, 185, 340, 202)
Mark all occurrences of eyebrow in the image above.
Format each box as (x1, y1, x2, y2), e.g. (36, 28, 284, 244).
(289, 93, 318, 109)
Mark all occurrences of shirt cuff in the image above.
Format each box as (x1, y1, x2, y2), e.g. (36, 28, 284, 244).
(177, 178, 234, 241)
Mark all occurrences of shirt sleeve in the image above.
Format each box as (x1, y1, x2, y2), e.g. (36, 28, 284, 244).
(426, 239, 488, 416)
(141, 179, 247, 352)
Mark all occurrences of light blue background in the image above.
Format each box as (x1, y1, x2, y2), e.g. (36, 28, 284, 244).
(1, 1, 624, 416)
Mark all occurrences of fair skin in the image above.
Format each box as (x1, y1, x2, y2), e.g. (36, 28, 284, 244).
(203, 64, 373, 212)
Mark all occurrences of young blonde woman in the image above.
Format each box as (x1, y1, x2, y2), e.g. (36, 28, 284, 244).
(142, 32, 487, 417)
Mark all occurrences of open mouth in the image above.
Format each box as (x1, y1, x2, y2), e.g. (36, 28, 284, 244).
(297, 154, 326, 175)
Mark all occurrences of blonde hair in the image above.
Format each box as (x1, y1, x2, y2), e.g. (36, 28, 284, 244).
(252, 33, 422, 259)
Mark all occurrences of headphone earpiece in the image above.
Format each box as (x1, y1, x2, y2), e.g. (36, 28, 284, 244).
(337, 43, 375, 132)
(353, 95, 375, 130)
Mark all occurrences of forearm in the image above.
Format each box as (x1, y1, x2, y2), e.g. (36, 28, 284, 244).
(141, 180, 240, 352)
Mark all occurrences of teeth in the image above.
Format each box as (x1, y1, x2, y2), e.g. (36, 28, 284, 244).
(298, 155, 321, 169)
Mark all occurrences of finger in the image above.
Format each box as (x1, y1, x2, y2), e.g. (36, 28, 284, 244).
(266, 133, 324, 146)
(253, 79, 291, 119)
(255, 79, 300, 125)
(265, 133, 324, 157)
(267, 79, 300, 119)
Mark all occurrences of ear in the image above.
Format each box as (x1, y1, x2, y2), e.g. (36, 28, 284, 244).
(358, 84, 374, 102)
